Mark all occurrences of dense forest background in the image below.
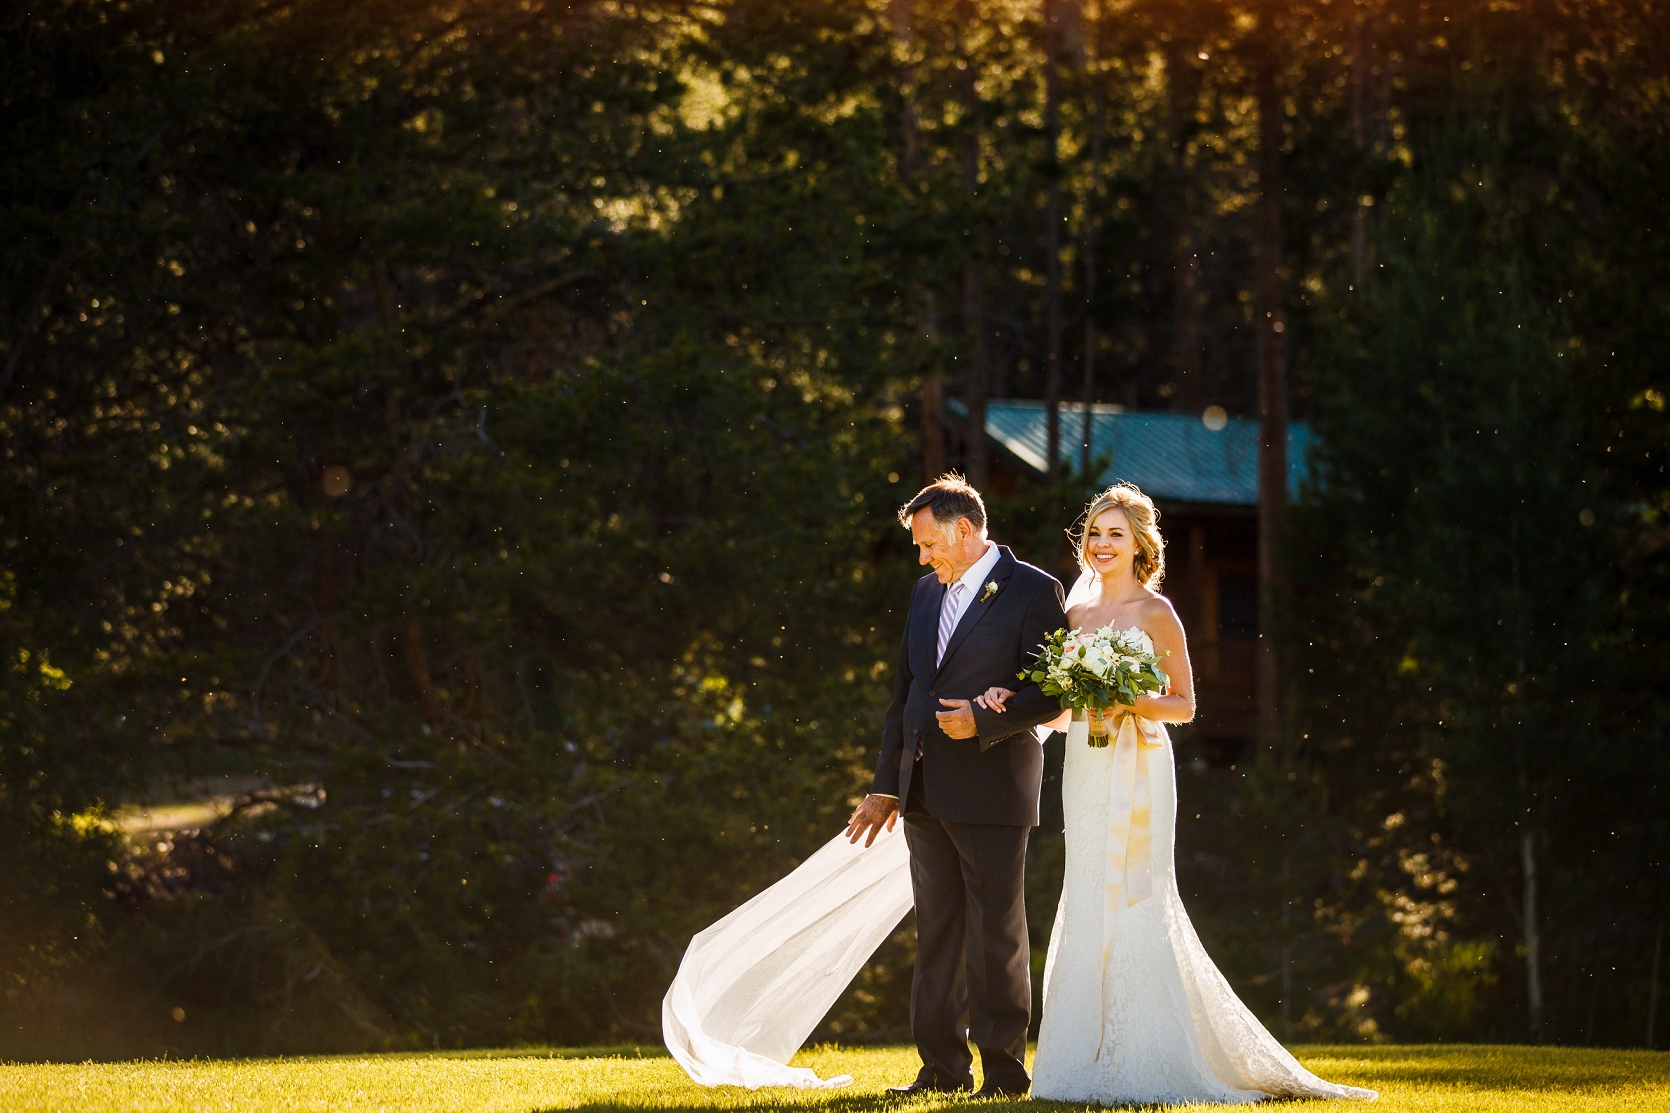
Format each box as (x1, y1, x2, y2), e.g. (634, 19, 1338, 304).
(3, 0, 1667, 1058)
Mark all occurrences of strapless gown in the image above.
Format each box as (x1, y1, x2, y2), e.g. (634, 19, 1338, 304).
(1031, 718, 1377, 1104)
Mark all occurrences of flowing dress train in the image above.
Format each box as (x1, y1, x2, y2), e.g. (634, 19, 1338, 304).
(1031, 717, 1376, 1104)
(663, 822, 914, 1088)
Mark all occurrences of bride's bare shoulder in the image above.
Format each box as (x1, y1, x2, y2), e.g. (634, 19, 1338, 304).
(1138, 593, 1186, 639)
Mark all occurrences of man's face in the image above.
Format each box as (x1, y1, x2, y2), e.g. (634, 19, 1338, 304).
(911, 508, 970, 584)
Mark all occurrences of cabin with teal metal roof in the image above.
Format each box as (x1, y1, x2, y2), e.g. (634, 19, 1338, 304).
(947, 399, 1314, 756)
(948, 399, 1312, 506)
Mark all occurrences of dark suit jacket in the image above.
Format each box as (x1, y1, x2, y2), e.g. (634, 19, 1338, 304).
(870, 545, 1069, 827)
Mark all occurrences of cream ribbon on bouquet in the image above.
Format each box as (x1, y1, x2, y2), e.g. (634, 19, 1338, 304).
(1068, 708, 1167, 1060)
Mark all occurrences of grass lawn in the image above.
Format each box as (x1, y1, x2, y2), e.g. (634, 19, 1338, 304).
(1, 1044, 1665, 1112)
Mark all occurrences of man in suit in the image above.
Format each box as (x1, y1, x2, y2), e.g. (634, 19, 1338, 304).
(846, 475, 1068, 1098)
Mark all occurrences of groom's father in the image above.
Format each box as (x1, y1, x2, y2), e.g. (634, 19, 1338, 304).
(846, 476, 1067, 1098)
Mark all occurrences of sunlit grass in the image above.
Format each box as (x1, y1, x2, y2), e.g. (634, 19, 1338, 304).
(1, 1043, 1665, 1112)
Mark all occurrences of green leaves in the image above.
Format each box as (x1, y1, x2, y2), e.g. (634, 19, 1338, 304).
(1023, 625, 1168, 712)
(0, 0, 923, 1055)
(5, 0, 1670, 1056)
(1283, 62, 1670, 1043)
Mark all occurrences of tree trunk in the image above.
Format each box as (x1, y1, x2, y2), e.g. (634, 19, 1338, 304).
(371, 256, 395, 330)
(891, 0, 921, 177)
(1186, 524, 1207, 634)
(1254, 49, 1287, 744)
(1175, 230, 1203, 412)
(962, 264, 988, 487)
(313, 537, 343, 693)
(922, 368, 946, 481)
(1350, 6, 1374, 285)
(1080, 77, 1104, 475)
(405, 618, 440, 731)
(1584, 971, 1601, 1045)
(958, 1, 988, 487)
(1648, 911, 1663, 1049)
(1522, 827, 1545, 1043)
(1169, 48, 1203, 413)
(892, 0, 944, 480)
(1280, 850, 1293, 1038)
(1043, 0, 1064, 477)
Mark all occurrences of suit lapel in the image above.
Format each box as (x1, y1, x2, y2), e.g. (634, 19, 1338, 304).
(910, 576, 942, 681)
(934, 546, 1016, 679)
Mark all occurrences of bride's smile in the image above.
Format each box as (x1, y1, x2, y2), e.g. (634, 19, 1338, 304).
(1084, 511, 1134, 578)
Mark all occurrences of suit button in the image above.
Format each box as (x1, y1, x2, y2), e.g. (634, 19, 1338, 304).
(929, 689, 937, 698)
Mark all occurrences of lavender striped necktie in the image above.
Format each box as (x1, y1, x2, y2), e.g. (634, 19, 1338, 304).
(936, 582, 964, 668)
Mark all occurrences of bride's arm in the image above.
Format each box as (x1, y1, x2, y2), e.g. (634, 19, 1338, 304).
(1119, 599, 1195, 724)
(976, 686, 1070, 731)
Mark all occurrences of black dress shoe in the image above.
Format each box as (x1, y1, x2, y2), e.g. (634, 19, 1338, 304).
(971, 1082, 1030, 1099)
(887, 1079, 974, 1097)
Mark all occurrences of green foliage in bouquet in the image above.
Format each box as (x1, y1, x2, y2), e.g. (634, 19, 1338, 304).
(1020, 626, 1170, 719)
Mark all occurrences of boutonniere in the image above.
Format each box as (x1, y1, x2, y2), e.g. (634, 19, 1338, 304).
(979, 580, 1001, 603)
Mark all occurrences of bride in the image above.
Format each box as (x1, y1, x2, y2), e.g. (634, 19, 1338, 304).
(978, 483, 1375, 1104)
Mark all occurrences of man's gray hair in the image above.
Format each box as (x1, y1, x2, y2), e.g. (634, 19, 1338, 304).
(898, 474, 988, 536)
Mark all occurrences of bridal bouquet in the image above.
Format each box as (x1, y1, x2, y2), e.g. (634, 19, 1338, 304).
(1020, 624, 1169, 746)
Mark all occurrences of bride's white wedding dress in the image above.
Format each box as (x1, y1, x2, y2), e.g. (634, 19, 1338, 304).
(662, 571, 1376, 1099)
(662, 712, 1379, 1099)
(1031, 714, 1376, 1104)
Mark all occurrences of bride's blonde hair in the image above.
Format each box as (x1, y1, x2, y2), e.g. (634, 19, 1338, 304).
(1075, 482, 1165, 589)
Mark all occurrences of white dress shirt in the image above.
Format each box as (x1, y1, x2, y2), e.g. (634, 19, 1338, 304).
(940, 541, 1001, 662)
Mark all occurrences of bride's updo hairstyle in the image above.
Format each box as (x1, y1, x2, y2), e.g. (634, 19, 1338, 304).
(1076, 482, 1165, 589)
